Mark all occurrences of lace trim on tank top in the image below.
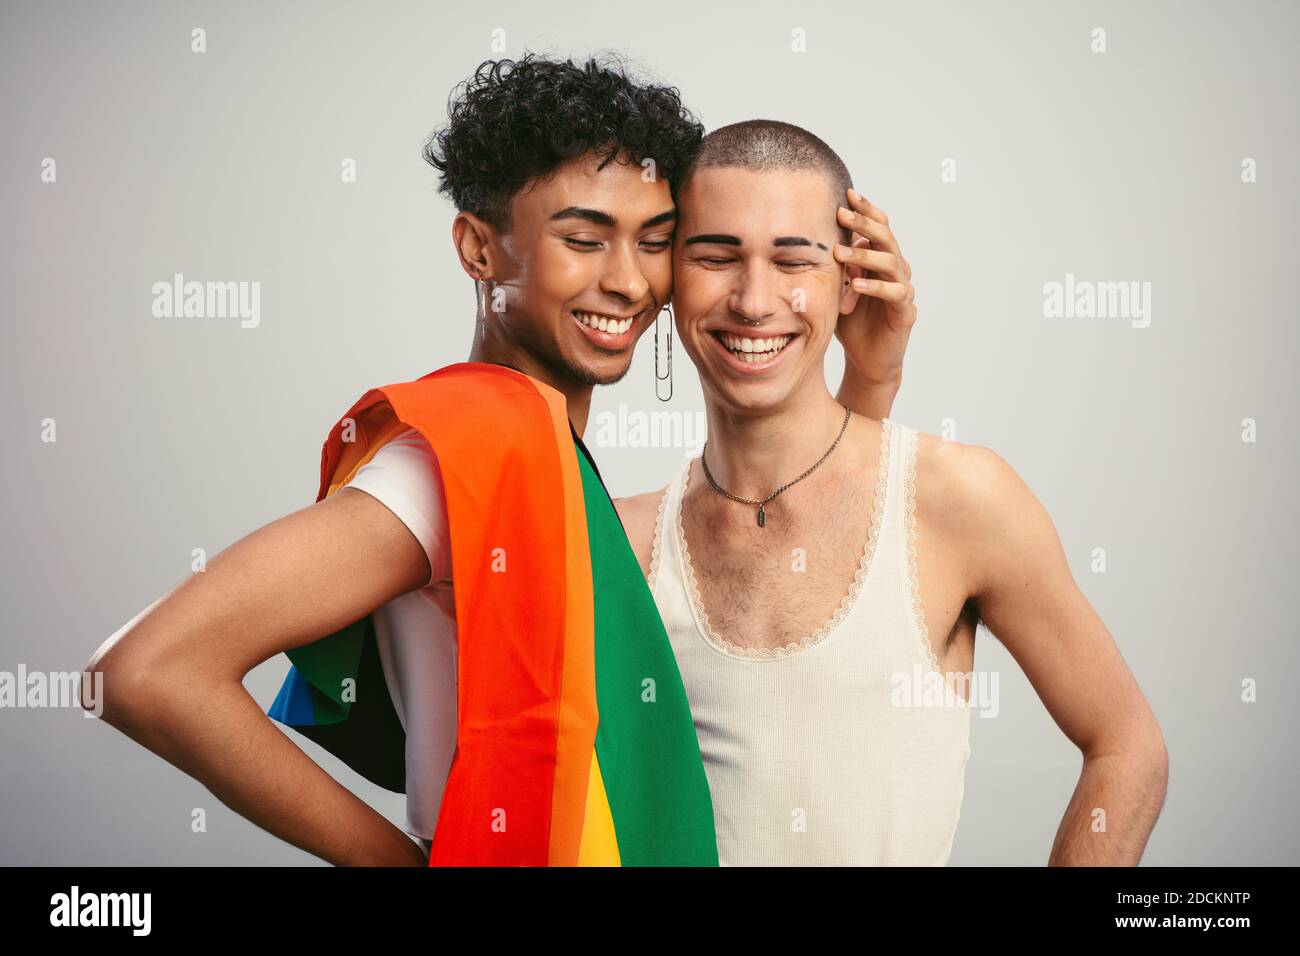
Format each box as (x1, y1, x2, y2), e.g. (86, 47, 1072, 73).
(647, 478, 671, 593)
(674, 418, 894, 661)
(903, 428, 941, 673)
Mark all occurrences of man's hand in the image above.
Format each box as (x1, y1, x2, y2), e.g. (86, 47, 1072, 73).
(833, 189, 917, 420)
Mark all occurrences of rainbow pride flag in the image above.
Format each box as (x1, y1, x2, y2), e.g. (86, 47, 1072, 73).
(267, 362, 718, 866)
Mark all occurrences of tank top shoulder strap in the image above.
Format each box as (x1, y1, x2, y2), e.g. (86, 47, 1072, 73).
(880, 417, 909, 529)
(648, 458, 693, 594)
(862, 417, 910, 588)
(876, 420, 940, 672)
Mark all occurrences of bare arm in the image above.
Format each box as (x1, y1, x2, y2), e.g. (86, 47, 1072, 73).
(836, 370, 901, 422)
(948, 445, 1168, 865)
(613, 489, 665, 581)
(832, 189, 914, 422)
(84, 486, 433, 866)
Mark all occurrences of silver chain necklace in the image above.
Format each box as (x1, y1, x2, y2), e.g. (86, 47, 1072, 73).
(699, 406, 852, 528)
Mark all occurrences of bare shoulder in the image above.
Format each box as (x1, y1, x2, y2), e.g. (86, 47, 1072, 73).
(912, 432, 1028, 522)
(613, 488, 669, 581)
(911, 430, 1064, 590)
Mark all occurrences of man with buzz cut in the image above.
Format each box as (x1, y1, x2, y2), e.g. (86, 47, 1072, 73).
(84, 59, 910, 866)
(615, 120, 1169, 866)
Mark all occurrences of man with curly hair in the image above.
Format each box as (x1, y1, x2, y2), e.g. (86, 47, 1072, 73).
(84, 54, 909, 866)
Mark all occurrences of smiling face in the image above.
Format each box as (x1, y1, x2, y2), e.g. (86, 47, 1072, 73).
(484, 150, 677, 386)
(671, 165, 853, 412)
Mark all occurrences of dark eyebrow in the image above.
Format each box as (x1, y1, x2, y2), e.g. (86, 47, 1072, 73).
(684, 233, 741, 246)
(550, 206, 615, 226)
(775, 236, 829, 252)
(641, 209, 678, 229)
(549, 207, 677, 230)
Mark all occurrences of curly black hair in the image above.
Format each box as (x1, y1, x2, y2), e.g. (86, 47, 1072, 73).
(423, 53, 704, 231)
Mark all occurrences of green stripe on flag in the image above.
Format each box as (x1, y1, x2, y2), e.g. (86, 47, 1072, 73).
(579, 452, 719, 865)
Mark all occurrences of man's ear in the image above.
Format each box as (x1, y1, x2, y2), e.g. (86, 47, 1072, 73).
(838, 240, 869, 316)
(452, 211, 499, 281)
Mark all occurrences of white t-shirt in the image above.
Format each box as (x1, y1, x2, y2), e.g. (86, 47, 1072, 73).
(342, 426, 456, 842)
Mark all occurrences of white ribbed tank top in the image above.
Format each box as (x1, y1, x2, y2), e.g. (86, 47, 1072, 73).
(648, 418, 972, 866)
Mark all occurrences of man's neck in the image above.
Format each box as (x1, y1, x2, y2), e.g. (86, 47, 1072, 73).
(700, 385, 852, 500)
(467, 316, 594, 433)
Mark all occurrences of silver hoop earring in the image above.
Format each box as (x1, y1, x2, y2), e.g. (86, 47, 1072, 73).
(654, 304, 673, 402)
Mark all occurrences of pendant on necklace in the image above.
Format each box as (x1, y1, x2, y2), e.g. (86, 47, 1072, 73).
(757, 502, 766, 528)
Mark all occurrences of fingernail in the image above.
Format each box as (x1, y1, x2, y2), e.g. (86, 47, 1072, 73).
(837, 206, 852, 219)
(847, 188, 862, 202)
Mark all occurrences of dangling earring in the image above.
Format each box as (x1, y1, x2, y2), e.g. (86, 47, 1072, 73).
(475, 278, 488, 343)
(654, 303, 673, 402)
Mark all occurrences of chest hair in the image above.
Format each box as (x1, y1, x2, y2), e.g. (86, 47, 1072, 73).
(679, 462, 877, 650)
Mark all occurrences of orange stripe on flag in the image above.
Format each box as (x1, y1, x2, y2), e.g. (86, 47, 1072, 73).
(536, 386, 600, 865)
(379, 366, 569, 865)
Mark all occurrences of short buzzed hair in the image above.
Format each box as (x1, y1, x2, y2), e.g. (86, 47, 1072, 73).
(676, 119, 854, 242)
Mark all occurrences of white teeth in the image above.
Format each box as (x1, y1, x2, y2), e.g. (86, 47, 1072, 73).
(575, 311, 634, 334)
(719, 333, 792, 359)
